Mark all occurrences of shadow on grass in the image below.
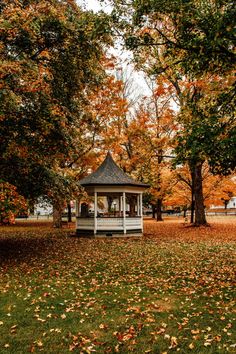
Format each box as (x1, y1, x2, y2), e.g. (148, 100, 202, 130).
(0, 223, 76, 265)
(0, 236, 58, 264)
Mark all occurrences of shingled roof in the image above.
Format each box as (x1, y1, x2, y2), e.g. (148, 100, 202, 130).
(79, 152, 149, 188)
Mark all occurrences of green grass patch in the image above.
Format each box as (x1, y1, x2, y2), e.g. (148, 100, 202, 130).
(0, 223, 235, 353)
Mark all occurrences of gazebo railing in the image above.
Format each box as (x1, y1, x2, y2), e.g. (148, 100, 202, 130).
(78, 212, 140, 218)
(76, 218, 94, 230)
(97, 217, 123, 231)
(76, 216, 142, 231)
(125, 217, 142, 230)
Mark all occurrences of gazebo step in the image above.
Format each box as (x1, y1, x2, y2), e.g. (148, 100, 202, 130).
(76, 229, 142, 237)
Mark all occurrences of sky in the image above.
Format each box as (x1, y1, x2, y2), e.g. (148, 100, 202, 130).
(77, 0, 112, 13)
(76, 0, 151, 97)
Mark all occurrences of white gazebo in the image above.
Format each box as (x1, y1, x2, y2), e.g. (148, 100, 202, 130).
(76, 152, 149, 237)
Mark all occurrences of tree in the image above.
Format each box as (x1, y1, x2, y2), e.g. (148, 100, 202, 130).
(112, 0, 235, 75)
(0, 181, 27, 225)
(0, 0, 112, 219)
(110, 0, 235, 225)
(99, 63, 141, 171)
(119, 77, 177, 221)
(98, 66, 177, 221)
(173, 73, 235, 224)
(165, 163, 236, 217)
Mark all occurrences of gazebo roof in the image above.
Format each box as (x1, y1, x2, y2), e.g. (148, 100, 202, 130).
(79, 152, 149, 188)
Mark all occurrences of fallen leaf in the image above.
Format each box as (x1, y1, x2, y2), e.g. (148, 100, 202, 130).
(189, 343, 194, 349)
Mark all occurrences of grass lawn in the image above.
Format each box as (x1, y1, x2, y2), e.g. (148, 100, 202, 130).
(0, 217, 235, 353)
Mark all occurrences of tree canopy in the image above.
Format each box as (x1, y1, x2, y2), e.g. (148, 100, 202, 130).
(111, 0, 236, 175)
(112, 0, 235, 75)
(0, 0, 111, 201)
(109, 0, 235, 225)
(1, 0, 235, 226)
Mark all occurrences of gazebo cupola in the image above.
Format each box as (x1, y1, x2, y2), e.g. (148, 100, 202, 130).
(76, 152, 149, 237)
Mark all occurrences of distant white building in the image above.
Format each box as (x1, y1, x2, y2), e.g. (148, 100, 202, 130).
(210, 196, 236, 209)
(227, 197, 236, 208)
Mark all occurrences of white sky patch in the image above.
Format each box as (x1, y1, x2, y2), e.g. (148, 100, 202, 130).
(76, 0, 151, 97)
(76, 0, 112, 13)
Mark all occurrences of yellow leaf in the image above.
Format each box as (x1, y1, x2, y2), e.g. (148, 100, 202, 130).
(204, 342, 211, 347)
(189, 343, 195, 349)
(99, 323, 107, 329)
(170, 336, 178, 348)
(37, 341, 43, 347)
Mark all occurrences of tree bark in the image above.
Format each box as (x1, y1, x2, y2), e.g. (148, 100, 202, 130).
(190, 170, 195, 224)
(152, 205, 156, 218)
(156, 198, 163, 221)
(224, 200, 228, 209)
(193, 162, 207, 226)
(183, 208, 187, 217)
(53, 203, 63, 228)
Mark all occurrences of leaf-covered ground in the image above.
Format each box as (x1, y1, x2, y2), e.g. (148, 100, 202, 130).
(0, 218, 235, 353)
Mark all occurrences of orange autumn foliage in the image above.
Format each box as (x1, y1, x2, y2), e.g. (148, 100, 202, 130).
(164, 164, 236, 210)
(0, 181, 27, 225)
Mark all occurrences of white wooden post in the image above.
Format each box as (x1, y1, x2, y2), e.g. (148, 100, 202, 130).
(140, 193, 143, 232)
(137, 194, 140, 216)
(119, 195, 122, 216)
(94, 191, 97, 235)
(123, 192, 126, 234)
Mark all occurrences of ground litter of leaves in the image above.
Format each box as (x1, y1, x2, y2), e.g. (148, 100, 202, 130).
(0, 217, 235, 353)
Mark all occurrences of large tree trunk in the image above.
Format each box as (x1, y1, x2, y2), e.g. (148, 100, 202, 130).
(156, 198, 163, 221)
(152, 205, 156, 218)
(190, 170, 195, 224)
(53, 202, 63, 228)
(193, 162, 207, 226)
(155, 154, 163, 221)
